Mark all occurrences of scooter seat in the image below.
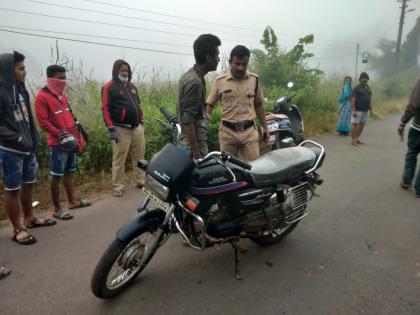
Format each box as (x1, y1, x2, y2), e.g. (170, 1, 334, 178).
(250, 147, 316, 187)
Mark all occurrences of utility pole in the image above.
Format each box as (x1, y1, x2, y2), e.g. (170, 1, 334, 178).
(395, 0, 408, 74)
(354, 43, 360, 80)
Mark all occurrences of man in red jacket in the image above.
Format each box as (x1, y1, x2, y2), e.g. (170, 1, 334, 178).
(35, 65, 91, 220)
(101, 60, 145, 197)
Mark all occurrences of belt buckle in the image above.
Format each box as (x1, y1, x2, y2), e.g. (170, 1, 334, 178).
(236, 123, 245, 131)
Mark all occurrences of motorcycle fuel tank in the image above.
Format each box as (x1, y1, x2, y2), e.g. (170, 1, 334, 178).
(191, 160, 249, 196)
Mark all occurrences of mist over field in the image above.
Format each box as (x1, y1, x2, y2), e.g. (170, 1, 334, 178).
(0, 0, 418, 81)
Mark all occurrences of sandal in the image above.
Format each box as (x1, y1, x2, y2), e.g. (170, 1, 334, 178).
(26, 217, 57, 229)
(69, 199, 91, 209)
(0, 266, 11, 280)
(113, 190, 123, 197)
(53, 208, 74, 220)
(12, 228, 37, 245)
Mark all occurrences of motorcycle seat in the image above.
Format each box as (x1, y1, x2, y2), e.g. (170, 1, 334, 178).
(249, 147, 316, 187)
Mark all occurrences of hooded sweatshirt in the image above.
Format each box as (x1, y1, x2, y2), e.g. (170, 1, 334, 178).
(401, 79, 420, 131)
(101, 60, 143, 128)
(35, 86, 76, 146)
(0, 53, 39, 154)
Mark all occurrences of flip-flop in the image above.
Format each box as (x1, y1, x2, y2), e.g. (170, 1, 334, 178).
(351, 141, 359, 146)
(357, 140, 366, 145)
(53, 208, 74, 220)
(12, 228, 37, 245)
(26, 217, 57, 229)
(69, 199, 91, 209)
(0, 266, 11, 280)
(113, 191, 123, 197)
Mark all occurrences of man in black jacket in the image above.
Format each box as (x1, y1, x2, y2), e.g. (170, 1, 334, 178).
(398, 79, 420, 198)
(101, 60, 145, 197)
(0, 51, 56, 244)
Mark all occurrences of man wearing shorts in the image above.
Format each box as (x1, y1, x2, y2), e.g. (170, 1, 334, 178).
(0, 51, 55, 245)
(35, 65, 91, 220)
(351, 72, 372, 146)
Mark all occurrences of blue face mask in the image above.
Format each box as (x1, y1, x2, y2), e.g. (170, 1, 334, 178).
(118, 75, 128, 83)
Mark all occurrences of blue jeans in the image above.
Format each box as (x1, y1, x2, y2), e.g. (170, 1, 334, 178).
(49, 146, 77, 176)
(0, 149, 37, 190)
(402, 128, 420, 195)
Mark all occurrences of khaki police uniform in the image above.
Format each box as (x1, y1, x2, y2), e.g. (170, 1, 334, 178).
(207, 71, 263, 162)
(176, 65, 208, 157)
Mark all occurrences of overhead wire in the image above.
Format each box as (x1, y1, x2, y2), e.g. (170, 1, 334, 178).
(0, 28, 193, 56)
(0, 24, 358, 62)
(23, 0, 259, 39)
(80, 0, 356, 46)
(0, 24, 192, 48)
(0, 7, 262, 45)
(81, 0, 262, 33)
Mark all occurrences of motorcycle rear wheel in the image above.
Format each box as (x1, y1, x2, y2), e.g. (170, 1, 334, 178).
(91, 229, 164, 299)
(250, 221, 299, 246)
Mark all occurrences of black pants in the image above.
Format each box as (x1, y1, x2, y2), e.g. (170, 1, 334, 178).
(402, 128, 420, 195)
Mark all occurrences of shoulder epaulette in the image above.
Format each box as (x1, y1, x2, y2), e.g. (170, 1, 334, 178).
(216, 73, 227, 80)
(248, 72, 259, 78)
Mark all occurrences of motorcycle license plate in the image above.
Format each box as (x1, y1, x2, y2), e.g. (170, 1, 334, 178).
(142, 187, 171, 212)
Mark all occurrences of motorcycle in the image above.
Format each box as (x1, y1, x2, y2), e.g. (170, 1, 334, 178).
(91, 107, 325, 299)
(265, 82, 305, 150)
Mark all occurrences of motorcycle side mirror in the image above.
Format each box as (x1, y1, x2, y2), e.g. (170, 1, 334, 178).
(287, 82, 294, 89)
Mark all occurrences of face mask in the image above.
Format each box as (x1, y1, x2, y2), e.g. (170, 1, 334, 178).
(118, 75, 128, 83)
(47, 78, 67, 96)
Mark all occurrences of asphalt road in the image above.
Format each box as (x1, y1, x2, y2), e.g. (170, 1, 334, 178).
(1, 113, 419, 315)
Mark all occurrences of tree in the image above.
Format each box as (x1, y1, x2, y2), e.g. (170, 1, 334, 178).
(250, 26, 321, 91)
(369, 16, 420, 77)
(400, 16, 420, 72)
(369, 39, 397, 78)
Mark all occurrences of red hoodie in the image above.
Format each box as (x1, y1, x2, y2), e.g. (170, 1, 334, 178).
(35, 87, 76, 146)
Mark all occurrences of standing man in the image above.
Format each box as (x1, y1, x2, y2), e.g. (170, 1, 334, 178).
(351, 72, 372, 146)
(398, 79, 420, 198)
(102, 60, 145, 197)
(0, 51, 56, 245)
(207, 45, 267, 162)
(35, 65, 91, 220)
(176, 34, 221, 159)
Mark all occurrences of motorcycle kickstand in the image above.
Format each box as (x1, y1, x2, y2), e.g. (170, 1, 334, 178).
(231, 241, 244, 280)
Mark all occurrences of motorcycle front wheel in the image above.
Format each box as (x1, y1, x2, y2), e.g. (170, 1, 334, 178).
(250, 221, 299, 246)
(91, 229, 165, 299)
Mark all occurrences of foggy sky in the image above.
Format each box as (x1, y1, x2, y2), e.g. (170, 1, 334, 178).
(0, 0, 419, 82)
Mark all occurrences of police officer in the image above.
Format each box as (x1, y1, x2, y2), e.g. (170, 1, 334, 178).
(206, 45, 267, 162)
(176, 34, 221, 159)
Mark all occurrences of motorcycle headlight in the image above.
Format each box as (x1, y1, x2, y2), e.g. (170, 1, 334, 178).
(145, 174, 170, 201)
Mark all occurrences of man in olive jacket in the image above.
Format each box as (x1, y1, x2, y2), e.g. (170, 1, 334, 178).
(398, 79, 420, 198)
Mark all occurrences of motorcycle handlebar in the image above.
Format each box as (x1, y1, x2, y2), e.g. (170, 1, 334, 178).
(160, 107, 178, 124)
(221, 152, 252, 170)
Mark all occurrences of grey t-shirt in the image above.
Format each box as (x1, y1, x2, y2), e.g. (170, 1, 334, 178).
(352, 84, 372, 112)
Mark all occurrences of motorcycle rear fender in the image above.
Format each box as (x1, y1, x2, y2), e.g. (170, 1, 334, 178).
(116, 208, 166, 244)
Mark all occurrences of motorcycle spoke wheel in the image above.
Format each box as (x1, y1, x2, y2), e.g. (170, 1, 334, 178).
(91, 230, 163, 299)
(106, 232, 156, 290)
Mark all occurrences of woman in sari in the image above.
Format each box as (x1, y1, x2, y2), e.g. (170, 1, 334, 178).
(336, 76, 352, 136)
